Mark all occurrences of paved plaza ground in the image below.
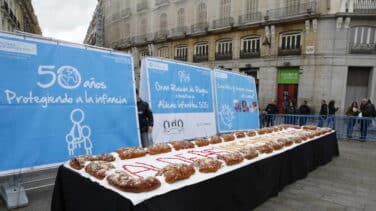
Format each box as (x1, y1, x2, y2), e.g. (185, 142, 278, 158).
(1, 140, 375, 211)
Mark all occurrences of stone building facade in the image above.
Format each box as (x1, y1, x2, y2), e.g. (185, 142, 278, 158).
(0, 0, 41, 34)
(85, 0, 376, 113)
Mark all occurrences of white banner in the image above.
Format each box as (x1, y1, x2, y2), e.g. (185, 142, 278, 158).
(140, 57, 217, 143)
(152, 113, 217, 143)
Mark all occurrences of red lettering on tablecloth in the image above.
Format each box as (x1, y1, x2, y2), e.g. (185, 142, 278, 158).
(156, 157, 192, 165)
(187, 148, 228, 157)
(122, 163, 159, 178)
(174, 153, 198, 162)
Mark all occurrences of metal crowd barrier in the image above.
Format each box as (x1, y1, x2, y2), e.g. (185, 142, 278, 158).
(260, 114, 376, 141)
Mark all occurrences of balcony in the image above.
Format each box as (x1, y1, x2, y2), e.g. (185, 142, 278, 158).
(240, 50, 260, 59)
(133, 34, 147, 44)
(170, 26, 188, 38)
(191, 22, 209, 34)
(120, 8, 131, 19)
(278, 47, 302, 56)
(266, 1, 317, 21)
(193, 54, 208, 62)
(110, 12, 120, 22)
(215, 52, 233, 60)
(212, 17, 234, 29)
(353, 0, 376, 14)
(137, 1, 148, 12)
(174, 55, 187, 61)
(238, 12, 262, 25)
(154, 30, 169, 41)
(155, 0, 169, 7)
(113, 38, 132, 49)
(350, 43, 376, 54)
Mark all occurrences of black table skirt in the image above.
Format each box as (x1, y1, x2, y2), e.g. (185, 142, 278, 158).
(51, 132, 339, 211)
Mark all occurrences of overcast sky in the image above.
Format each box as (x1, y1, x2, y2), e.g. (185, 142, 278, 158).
(33, 0, 97, 44)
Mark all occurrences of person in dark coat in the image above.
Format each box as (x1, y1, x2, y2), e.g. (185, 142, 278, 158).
(298, 100, 311, 126)
(359, 98, 374, 140)
(318, 100, 328, 127)
(327, 100, 339, 129)
(263, 99, 278, 127)
(284, 99, 297, 124)
(345, 101, 360, 138)
(136, 89, 154, 147)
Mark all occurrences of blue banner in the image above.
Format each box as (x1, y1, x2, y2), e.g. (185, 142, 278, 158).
(214, 69, 260, 132)
(0, 33, 139, 173)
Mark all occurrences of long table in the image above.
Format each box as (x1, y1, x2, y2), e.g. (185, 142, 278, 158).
(51, 132, 339, 211)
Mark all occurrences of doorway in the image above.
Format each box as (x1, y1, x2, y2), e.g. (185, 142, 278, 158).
(345, 67, 371, 107)
(277, 67, 299, 113)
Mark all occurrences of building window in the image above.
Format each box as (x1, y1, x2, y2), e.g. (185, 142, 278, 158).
(246, 0, 258, 13)
(158, 47, 169, 58)
(140, 18, 147, 35)
(241, 36, 260, 52)
(175, 45, 188, 61)
(160, 13, 168, 31)
(217, 40, 232, 54)
(220, 0, 231, 18)
(195, 42, 209, 55)
(122, 23, 130, 39)
(175, 45, 187, 57)
(280, 32, 301, 49)
(177, 8, 185, 27)
(140, 50, 149, 57)
(198, 3, 207, 23)
(351, 26, 376, 46)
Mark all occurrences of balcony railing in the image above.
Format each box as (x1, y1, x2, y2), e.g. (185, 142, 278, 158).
(350, 43, 376, 54)
(191, 22, 209, 34)
(240, 50, 261, 58)
(238, 12, 262, 25)
(170, 26, 188, 37)
(212, 17, 234, 29)
(266, 1, 317, 20)
(193, 54, 208, 62)
(120, 8, 131, 19)
(278, 47, 302, 56)
(174, 55, 187, 61)
(137, 1, 148, 12)
(215, 52, 233, 60)
(353, 0, 376, 13)
(154, 30, 169, 41)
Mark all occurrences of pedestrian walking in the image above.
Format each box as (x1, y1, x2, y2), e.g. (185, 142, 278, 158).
(345, 101, 359, 138)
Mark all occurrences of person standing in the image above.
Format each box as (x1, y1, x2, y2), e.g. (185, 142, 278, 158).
(318, 100, 328, 127)
(284, 99, 297, 124)
(136, 89, 154, 147)
(327, 100, 339, 129)
(359, 98, 374, 141)
(345, 101, 360, 138)
(299, 100, 311, 126)
(263, 99, 278, 127)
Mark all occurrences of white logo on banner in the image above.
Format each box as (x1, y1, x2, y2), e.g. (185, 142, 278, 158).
(66, 108, 93, 156)
(57, 66, 82, 89)
(219, 104, 235, 129)
(178, 70, 190, 83)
